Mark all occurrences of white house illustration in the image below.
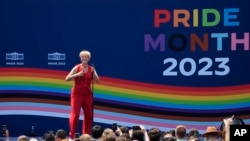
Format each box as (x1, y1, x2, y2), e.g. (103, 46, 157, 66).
(6, 52, 24, 60)
(48, 52, 66, 60)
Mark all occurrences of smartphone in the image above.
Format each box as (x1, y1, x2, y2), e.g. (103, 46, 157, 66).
(112, 123, 117, 132)
(74, 133, 80, 138)
(132, 125, 141, 131)
(2, 125, 7, 136)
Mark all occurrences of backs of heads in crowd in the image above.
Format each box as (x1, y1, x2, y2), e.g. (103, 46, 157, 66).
(188, 128, 200, 140)
(220, 116, 245, 131)
(119, 126, 129, 134)
(131, 130, 144, 141)
(162, 130, 175, 138)
(43, 130, 55, 141)
(92, 124, 104, 139)
(175, 125, 186, 139)
(148, 128, 162, 141)
(55, 129, 67, 139)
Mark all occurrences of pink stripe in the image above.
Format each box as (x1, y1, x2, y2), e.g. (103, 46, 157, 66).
(0, 106, 70, 113)
(0, 106, 210, 130)
(95, 113, 207, 129)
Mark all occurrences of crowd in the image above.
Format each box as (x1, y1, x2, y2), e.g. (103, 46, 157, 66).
(1, 115, 245, 141)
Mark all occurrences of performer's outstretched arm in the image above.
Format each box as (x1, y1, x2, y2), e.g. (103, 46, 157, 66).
(65, 66, 83, 81)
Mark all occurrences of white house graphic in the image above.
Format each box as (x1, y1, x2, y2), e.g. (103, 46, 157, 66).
(48, 52, 66, 60)
(6, 52, 24, 60)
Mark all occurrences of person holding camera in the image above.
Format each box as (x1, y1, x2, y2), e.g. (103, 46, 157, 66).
(2, 125, 10, 141)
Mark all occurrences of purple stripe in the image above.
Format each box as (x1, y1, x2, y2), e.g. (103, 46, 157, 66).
(0, 90, 69, 97)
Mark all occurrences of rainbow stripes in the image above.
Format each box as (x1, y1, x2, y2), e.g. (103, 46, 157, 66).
(0, 67, 250, 133)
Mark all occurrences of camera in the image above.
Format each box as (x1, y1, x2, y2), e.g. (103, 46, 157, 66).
(112, 123, 117, 132)
(2, 125, 7, 136)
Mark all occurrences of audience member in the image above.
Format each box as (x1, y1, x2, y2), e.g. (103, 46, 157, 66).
(102, 128, 116, 141)
(120, 133, 131, 141)
(3, 117, 246, 141)
(175, 125, 186, 141)
(80, 134, 92, 141)
(222, 115, 235, 141)
(29, 138, 38, 141)
(162, 130, 175, 139)
(119, 126, 129, 134)
(44, 131, 55, 141)
(92, 125, 104, 141)
(55, 129, 68, 141)
(202, 126, 221, 141)
(2, 128, 10, 141)
(131, 130, 144, 141)
(17, 135, 29, 141)
(187, 128, 200, 141)
(130, 125, 149, 141)
(115, 136, 126, 141)
(147, 128, 162, 141)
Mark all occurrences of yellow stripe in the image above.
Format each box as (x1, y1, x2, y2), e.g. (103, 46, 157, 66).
(96, 85, 250, 101)
(0, 76, 73, 86)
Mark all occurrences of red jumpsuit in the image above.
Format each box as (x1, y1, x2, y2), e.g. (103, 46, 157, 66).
(69, 64, 93, 139)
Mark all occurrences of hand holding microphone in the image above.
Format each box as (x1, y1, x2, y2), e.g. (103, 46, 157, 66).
(77, 70, 85, 83)
(78, 71, 84, 76)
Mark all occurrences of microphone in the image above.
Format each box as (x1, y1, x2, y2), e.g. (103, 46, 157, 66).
(91, 63, 95, 80)
(91, 63, 94, 72)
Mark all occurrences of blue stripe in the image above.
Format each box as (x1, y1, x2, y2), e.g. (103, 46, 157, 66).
(0, 86, 70, 94)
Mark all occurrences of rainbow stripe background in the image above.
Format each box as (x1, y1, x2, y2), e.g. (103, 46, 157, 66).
(0, 67, 250, 133)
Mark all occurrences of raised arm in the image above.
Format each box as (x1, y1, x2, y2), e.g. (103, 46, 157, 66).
(65, 66, 82, 81)
(92, 67, 100, 83)
(223, 115, 234, 141)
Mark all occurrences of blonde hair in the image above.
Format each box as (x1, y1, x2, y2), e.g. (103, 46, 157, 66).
(79, 50, 91, 59)
(102, 128, 116, 141)
(80, 133, 92, 141)
(18, 135, 29, 141)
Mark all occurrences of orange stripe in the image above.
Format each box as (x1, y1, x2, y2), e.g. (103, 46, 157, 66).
(99, 77, 250, 96)
(0, 72, 65, 79)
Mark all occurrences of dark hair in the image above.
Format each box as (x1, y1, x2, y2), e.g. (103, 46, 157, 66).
(92, 125, 104, 138)
(188, 128, 199, 139)
(44, 131, 55, 141)
(162, 130, 175, 138)
(119, 126, 129, 134)
(148, 128, 162, 141)
(131, 130, 144, 141)
(162, 137, 177, 141)
(55, 129, 67, 139)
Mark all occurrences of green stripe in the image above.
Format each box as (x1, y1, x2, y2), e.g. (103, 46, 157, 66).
(0, 81, 71, 89)
(95, 89, 250, 105)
